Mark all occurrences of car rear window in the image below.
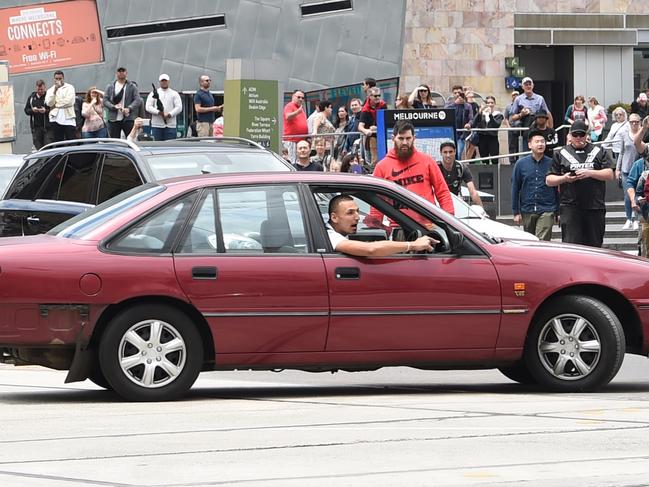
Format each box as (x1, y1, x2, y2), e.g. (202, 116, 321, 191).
(143, 151, 291, 180)
(48, 183, 165, 239)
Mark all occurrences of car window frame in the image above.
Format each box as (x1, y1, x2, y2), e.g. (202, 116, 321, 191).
(173, 188, 223, 255)
(184, 183, 316, 256)
(96, 151, 145, 205)
(4, 154, 64, 201)
(101, 189, 201, 256)
(37, 151, 101, 204)
(306, 183, 487, 258)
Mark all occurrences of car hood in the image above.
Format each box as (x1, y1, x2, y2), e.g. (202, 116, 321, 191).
(498, 238, 643, 260)
(461, 217, 538, 241)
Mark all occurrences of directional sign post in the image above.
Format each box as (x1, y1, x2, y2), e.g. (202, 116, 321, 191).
(224, 79, 280, 153)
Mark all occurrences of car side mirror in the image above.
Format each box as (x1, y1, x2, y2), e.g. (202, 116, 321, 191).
(447, 228, 465, 252)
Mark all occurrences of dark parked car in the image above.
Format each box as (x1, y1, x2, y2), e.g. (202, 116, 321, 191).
(0, 172, 647, 401)
(0, 138, 291, 236)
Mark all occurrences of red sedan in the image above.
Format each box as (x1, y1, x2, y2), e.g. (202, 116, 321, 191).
(1, 172, 647, 401)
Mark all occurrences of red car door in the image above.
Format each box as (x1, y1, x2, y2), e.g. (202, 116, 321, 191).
(315, 188, 502, 357)
(173, 186, 329, 356)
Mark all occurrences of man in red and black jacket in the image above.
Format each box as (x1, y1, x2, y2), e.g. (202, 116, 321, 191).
(358, 87, 387, 165)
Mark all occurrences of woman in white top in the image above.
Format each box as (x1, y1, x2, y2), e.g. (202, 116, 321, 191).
(587, 96, 608, 142)
(311, 100, 335, 153)
(603, 107, 628, 161)
(616, 113, 643, 230)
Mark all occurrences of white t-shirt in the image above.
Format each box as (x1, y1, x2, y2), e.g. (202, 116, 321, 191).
(326, 222, 347, 250)
(114, 81, 125, 121)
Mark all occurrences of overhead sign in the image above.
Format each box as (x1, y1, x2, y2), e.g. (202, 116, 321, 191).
(0, 1, 103, 75)
(224, 79, 280, 153)
(0, 83, 15, 141)
(377, 109, 456, 161)
(283, 77, 400, 117)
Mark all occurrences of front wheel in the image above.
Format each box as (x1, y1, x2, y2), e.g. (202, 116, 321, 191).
(524, 295, 625, 392)
(99, 304, 203, 401)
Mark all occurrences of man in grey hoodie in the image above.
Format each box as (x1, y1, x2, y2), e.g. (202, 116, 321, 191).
(104, 67, 142, 139)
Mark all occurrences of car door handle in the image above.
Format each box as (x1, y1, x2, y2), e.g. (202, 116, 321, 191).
(335, 267, 360, 280)
(26, 216, 40, 224)
(191, 266, 218, 280)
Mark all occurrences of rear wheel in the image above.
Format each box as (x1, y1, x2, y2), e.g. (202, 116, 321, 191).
(99, 304, 203, 401)
(524, 295, 625, 392)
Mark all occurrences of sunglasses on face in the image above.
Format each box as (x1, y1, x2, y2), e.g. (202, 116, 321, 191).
(572, 132, 587, 138)
(371, 94, 381, 98)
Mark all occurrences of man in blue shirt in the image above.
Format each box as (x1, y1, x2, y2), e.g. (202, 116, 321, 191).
(193, 75, 220, 137)
(511, 130, 558, 240)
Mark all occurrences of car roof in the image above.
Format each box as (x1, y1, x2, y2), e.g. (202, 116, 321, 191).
(25, 138, 275, 159)
(159, 171, 396, 190)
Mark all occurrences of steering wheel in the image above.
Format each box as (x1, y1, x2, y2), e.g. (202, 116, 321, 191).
(429, 229, 450, 253)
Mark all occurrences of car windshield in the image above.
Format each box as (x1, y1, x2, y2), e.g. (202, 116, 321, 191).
(48, 183, 165, 239)
(0, 166, 20, 197)
(451, 193, 481, 219)
(144, 152, 291, 180)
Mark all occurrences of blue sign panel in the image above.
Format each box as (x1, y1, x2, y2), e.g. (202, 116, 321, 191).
(377, 109, 456, 161)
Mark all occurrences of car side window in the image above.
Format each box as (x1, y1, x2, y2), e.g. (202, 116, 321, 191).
(5, 155, 63, 200)
(97, 154, 142, 204)
(177, 191, 219, 254)
(107, 191, 198, 254)
(39, 153, 99, 203)
(217, 185, 307, 254)
(314, 189, 438, 250)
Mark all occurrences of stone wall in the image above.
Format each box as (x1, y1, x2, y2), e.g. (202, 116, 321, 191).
(401, 0, 515, 103)
(401, 0, 648, 103)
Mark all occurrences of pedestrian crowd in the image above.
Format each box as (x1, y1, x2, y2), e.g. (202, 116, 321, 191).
(283, 75, 649, 253)
(24, 68, 649, 254)
(24, 67, 224, 149)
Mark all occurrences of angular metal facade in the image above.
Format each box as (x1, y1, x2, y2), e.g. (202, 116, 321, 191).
(4, 0, 406, 152)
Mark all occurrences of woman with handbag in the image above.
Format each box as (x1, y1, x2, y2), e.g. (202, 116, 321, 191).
(587, 96, 608, 142)
(81, 87, 108, 138)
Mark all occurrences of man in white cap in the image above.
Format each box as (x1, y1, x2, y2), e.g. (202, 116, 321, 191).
(511, 77, 552, 146)
(146, 73, 182, 140)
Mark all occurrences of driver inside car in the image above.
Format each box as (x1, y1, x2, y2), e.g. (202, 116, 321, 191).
(327, 194, 436, 256)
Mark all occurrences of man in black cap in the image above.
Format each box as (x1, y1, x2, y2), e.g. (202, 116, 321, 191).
(546, 120, 614, 247)
(529, 109, 558, 157)
(104, 67, 142, 139)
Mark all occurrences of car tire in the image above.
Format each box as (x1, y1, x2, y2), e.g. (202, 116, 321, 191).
(88, 367, 112, 390)
(524, 295, 625, 392)
(498, 361, 537, 385)
(98, 304, 203, 401)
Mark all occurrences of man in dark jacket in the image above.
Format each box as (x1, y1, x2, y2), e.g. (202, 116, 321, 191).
(546, 120, 614, 247)
(24, 79, 50, 149)
(104, 67, 141, 138)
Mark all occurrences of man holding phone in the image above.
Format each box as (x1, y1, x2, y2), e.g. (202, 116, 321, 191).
(546, 120, 614, 247)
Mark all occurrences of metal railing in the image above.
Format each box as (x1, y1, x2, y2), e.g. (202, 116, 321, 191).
(281, 131, 363, 140)
(172, 136, 268, 151)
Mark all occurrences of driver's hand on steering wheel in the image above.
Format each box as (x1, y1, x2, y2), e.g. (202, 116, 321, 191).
(411, 235, 438, 252)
